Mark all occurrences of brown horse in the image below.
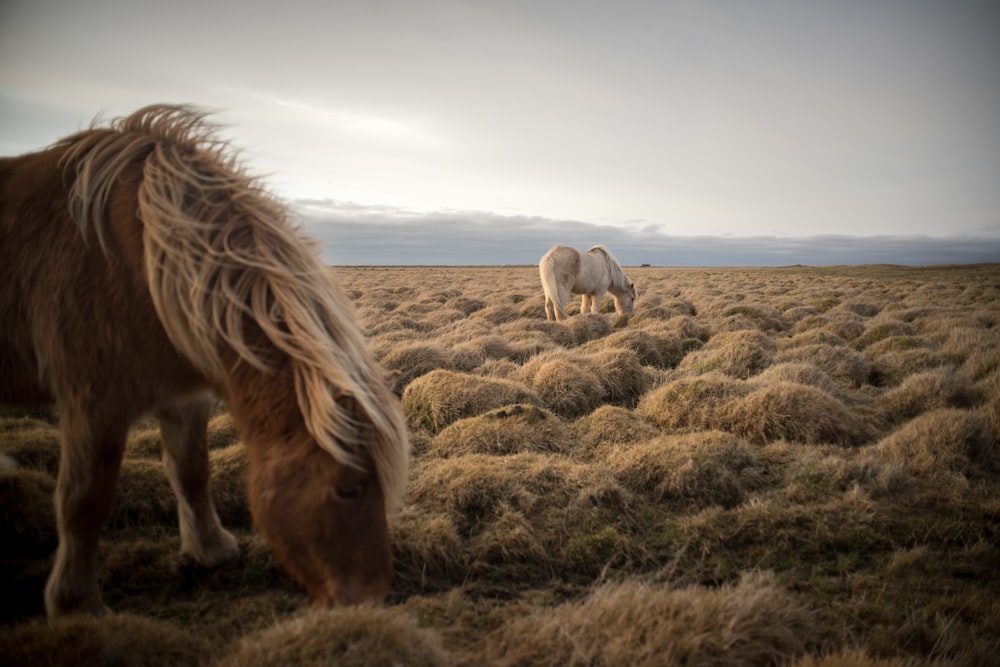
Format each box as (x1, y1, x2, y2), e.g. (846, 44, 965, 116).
(0, 104, 409, 617)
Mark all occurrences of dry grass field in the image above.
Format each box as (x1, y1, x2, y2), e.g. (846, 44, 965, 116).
(2, 263, 999, 666)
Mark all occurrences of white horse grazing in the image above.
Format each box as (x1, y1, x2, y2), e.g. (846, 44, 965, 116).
(539, 245, 637, 321)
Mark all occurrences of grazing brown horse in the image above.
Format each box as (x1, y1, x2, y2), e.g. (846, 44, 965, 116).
(0, 104, 409, 617)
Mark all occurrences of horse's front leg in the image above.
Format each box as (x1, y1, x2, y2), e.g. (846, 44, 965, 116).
(45, 406, 127, 617)
(157, 395, 240, 566)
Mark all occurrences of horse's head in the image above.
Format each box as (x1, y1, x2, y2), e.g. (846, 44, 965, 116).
(237, 383, 397, 607)
(613, 282, 638, 316)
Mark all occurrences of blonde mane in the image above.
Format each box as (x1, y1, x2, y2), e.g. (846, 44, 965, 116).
(59, 105, 408, 510)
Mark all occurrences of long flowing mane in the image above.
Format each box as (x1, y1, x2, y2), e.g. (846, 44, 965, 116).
(58, 105, 408, 509)
(588, 245, 631, 292)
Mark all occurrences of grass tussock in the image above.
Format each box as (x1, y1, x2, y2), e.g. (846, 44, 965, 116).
(776, 343, 871, 386)
(638, 374, 868, 446)
(518, 355, 605, 418)
(678, 329, 776, 379)
(871, 408, 997, 476)
(484, 571, 816, 667)
(602, 431, 767, 508)
(405, 453, 632, 576)
(0, 417, 61, 475)
(876, 366, 981, 424)
(853, 319, 916, 349)
(430, 404, 572, 457)
(727, 382, 870, 445)
(582, 348, 653, 406)
(569, 405, 662, 460)
(752, 361, 844, 399)
(0, 613, 210, 667)
(402, 369, 540, 433)
(3, 263, 998, 664)
(583, 326, 686, 369)
(211, 606, 451, 667)
(380, 341, 455, 392)
(407, 453, 629, 536)
(636, 373, 749, 432)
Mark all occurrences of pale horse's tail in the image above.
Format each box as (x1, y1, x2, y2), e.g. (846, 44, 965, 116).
(539, 251, 569, 321)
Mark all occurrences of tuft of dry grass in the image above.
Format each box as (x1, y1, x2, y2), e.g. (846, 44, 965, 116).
(519, 356, 605, 418)
(569, 405, 662, 460)
(868, 347, 947, 387)
(406, 452, 632, 575)
(727, 382, 870, 446)
(870, 408, 997, 476)
(206, 413, 240, 450)
(582, 348, 653, 406)
(0, 417, 61, 475)
(450, 334, 522, 370)
(402, 369, 540, 433)
(853, 319, 916, 349)
(602, 431, 767, 508)
(391, 505, 467, 587)
(714, 302, 785, 332)
(776, 343, 871, 386)
(825, 311, 866, 341)
(636, 373, 750, 432)
(752, 361, 844, 399)
(678, 329, 777, 379)
(568, 313, 613, 344)
(499, 318, 577, 349)
(0, 613, 210, 667)
(109, 459, 178, 529)
(583, 326, 686, 369)
(210, 606, 451, 667)
(483, 571, 817, 667)
(430, 404, 572, 457)
(876, 366, 981, 424)
(379, 341, 456, 392)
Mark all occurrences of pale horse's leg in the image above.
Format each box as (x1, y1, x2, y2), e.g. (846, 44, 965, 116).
(45, 404, 128, 617)
(580, 294, 593, 314)
(588, 290, 606, 314)
(156, 395, 239, 565)
(544, 295, 555, 321)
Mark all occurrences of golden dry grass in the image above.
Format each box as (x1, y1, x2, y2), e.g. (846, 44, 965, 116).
(483, 571, 816, 667)
(2, 263, 998, 666)
(211, 606, 452, 667)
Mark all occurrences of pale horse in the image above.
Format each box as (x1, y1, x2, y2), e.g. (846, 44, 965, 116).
(539, 244, 637, 321)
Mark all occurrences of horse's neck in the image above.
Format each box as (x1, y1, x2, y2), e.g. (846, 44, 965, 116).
(589, 248, 624, 291)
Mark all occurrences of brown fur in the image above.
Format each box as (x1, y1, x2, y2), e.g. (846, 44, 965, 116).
(0, 104, 409, 617)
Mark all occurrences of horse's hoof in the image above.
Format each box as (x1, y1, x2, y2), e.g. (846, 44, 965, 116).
(180, 530, 242, 568)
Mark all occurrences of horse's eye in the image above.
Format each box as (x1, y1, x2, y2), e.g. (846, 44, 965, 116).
(333, 484, 365, 502)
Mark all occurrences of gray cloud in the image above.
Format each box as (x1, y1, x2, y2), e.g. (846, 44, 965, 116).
(297, 200, 1000, 267)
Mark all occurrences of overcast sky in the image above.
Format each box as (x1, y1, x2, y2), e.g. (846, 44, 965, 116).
(2, 0, 998, 265)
